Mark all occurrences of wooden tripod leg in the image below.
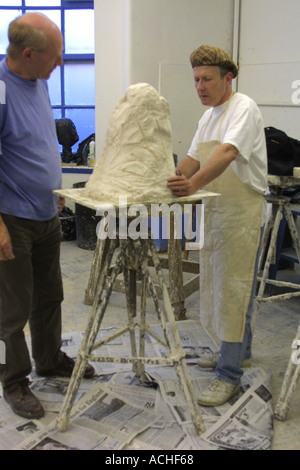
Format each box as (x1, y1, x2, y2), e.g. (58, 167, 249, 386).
(57, 239, 123, 432)
(149, 240, 205, 434)
(134, 238, 205, 434)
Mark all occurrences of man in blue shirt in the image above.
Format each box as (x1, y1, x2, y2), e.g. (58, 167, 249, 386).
(0, 13, 94, 420)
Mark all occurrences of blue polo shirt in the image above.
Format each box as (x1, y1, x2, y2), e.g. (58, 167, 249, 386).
(0, 58, 62, 221)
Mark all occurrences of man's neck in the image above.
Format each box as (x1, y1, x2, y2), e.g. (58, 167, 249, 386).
(6, 57, 35, 81)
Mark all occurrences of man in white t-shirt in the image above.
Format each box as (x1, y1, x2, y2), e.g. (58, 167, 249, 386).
(168, 45, 268, 406)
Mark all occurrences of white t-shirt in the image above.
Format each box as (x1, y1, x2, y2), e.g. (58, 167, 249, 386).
(187, 92, 268, 195)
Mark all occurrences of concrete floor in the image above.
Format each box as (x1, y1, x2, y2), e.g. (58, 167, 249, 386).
(59, 240, 300, 450)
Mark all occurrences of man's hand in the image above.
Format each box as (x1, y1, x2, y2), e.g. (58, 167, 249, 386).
(0, 219, 15, 261)
(167, 157, 200, 197)
(167, 172, 196, 197)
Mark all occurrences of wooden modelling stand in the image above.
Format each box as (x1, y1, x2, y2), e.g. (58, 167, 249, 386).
(56, 218, 205, 434)
(84, 212, 200, 321)
(252, 176, 300, 421)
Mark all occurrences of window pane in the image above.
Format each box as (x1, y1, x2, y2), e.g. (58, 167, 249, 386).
(0, 1, 21, 5)
(48, 66, 61, 105)
(66, 108, 95, 144)
(53, 109, 63, 153)
(52, 108, 62, 121)
(65, 63, 95, 105)
(26, 9, 61, 29)
(0, 10, 22, 53)
(25, 0, 61, 6)
(65, 9, 94, 54)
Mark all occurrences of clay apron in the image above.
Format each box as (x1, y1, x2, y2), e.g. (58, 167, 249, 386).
(199, 116, 263, 343)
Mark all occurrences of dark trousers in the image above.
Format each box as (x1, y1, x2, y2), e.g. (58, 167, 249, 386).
(0, 214, 63, 391)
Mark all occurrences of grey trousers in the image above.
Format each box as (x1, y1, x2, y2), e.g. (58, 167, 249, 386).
(0, 214, 64, 391)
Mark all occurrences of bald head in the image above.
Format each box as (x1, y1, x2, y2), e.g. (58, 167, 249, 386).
(7, 13, 62, 60)
(6, 13, 63, 80)
(17, 12, 61, 35)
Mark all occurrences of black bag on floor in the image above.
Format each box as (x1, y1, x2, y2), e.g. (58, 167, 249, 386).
(59, 207, 76, 241)
(264, 127, 300, 176)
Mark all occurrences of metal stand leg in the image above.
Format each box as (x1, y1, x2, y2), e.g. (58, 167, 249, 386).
(252, 195, 300, 422)
(139, 239, 205, 434)
(84, 214, 197, 320)
(56, 238, 123, 431)
(84, 237, 110, 305)
(168, 213, 186, 320)
(57, 235, 205, 434)
(274, 325, 300, 421)
(251, 202, 284, 332)
(252, 199, 300, 333)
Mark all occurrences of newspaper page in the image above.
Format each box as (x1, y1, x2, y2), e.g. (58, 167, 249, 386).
(0, 320, 273, 450)
(200, 374, 273, 450)
(15, 383, 160, 450)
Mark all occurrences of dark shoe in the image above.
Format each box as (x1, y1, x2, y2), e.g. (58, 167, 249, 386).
(36, 352, 95, 379)
(3, 380, 45, 419)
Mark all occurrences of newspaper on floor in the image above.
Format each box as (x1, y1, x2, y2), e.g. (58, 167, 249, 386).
(14, 383, 160, 450)
(143, 365, 272, 450)
(0, 396, 56, 451)
(0, 320, 274, 450)
(199, 372, 273, 450)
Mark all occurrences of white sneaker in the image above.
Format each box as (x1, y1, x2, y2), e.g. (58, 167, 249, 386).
(197, 378, 240, 407)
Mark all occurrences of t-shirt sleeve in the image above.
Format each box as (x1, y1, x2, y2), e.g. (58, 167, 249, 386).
(222, 104, 259, 163)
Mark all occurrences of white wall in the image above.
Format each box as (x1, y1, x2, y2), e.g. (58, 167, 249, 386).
(94, 0, 300, 159)
(237, 0, 300, 140)
(92, 1, 300, 243)
(130, 0, 235, 160)
(95, 0, 235, 161)
(94, 0, 131, 160)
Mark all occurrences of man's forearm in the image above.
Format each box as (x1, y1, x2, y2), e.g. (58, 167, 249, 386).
(176, 156, 200, 179)
(190, 143, 239, 191)
(167, 143, 239, 196)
